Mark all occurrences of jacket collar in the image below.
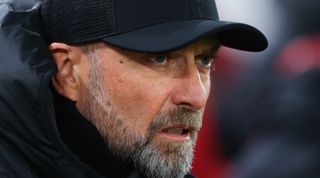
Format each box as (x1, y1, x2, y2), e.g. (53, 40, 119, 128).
(53, 90, 136, 178)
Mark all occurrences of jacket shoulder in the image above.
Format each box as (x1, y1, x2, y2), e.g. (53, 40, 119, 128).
(0, 140, 38, 178)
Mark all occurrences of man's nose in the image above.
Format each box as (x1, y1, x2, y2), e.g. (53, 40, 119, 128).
(171, 66, 209, 111)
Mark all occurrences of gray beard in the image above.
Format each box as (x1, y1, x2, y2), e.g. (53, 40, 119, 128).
(78, 55, 202, 178)
(131, 108, 201, 178)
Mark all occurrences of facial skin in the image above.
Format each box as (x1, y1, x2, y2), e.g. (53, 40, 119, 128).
(50, 38, 219, 178)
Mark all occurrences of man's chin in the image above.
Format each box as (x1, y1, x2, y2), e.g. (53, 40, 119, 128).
(131, 133, 196, 178)
(134, 142, 194, 178)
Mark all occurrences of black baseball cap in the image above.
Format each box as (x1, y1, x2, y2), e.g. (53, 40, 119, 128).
(40, 0, 268, 53)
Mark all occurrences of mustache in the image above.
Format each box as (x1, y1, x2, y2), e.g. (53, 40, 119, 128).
(149, 107, 203, 134)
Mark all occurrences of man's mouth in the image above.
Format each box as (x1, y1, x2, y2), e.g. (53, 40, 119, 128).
(158, 126, 195, 141)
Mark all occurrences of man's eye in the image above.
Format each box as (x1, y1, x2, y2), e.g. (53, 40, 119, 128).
(196, 56, 214, 68)
(148, 55, 168, 65)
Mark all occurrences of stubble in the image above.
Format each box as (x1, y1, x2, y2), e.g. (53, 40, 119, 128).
(78, 47, 203, 178)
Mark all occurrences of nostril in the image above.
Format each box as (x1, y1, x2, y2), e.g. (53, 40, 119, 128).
(179, 102, 191, 106)
(171, 89, 207, 111)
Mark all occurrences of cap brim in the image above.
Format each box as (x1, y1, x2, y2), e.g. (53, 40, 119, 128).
(103, 19, 268, 53)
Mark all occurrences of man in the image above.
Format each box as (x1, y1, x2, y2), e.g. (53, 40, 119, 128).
(0, 0, 267, 177)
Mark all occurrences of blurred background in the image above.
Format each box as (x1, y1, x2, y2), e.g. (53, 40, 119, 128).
(192, 0, 320, 178)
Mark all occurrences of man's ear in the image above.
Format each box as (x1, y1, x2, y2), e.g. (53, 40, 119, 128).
(49, 42, 81, 102)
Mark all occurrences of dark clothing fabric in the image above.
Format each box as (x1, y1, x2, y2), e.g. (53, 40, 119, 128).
(1, 0, 35, 9)
(53, 92, 136, 178)
(0, 3, 194, 178)
(0, 4, 103, 178)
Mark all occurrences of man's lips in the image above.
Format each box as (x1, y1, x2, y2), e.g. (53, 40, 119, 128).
(158, 125, 196, 141)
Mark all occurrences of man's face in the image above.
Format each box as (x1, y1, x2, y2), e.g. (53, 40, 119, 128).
(76, 38, 219, 178)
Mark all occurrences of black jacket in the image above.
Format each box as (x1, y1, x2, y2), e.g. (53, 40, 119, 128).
(0, 3, 195, 178)
(0, 3, 108, 178)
